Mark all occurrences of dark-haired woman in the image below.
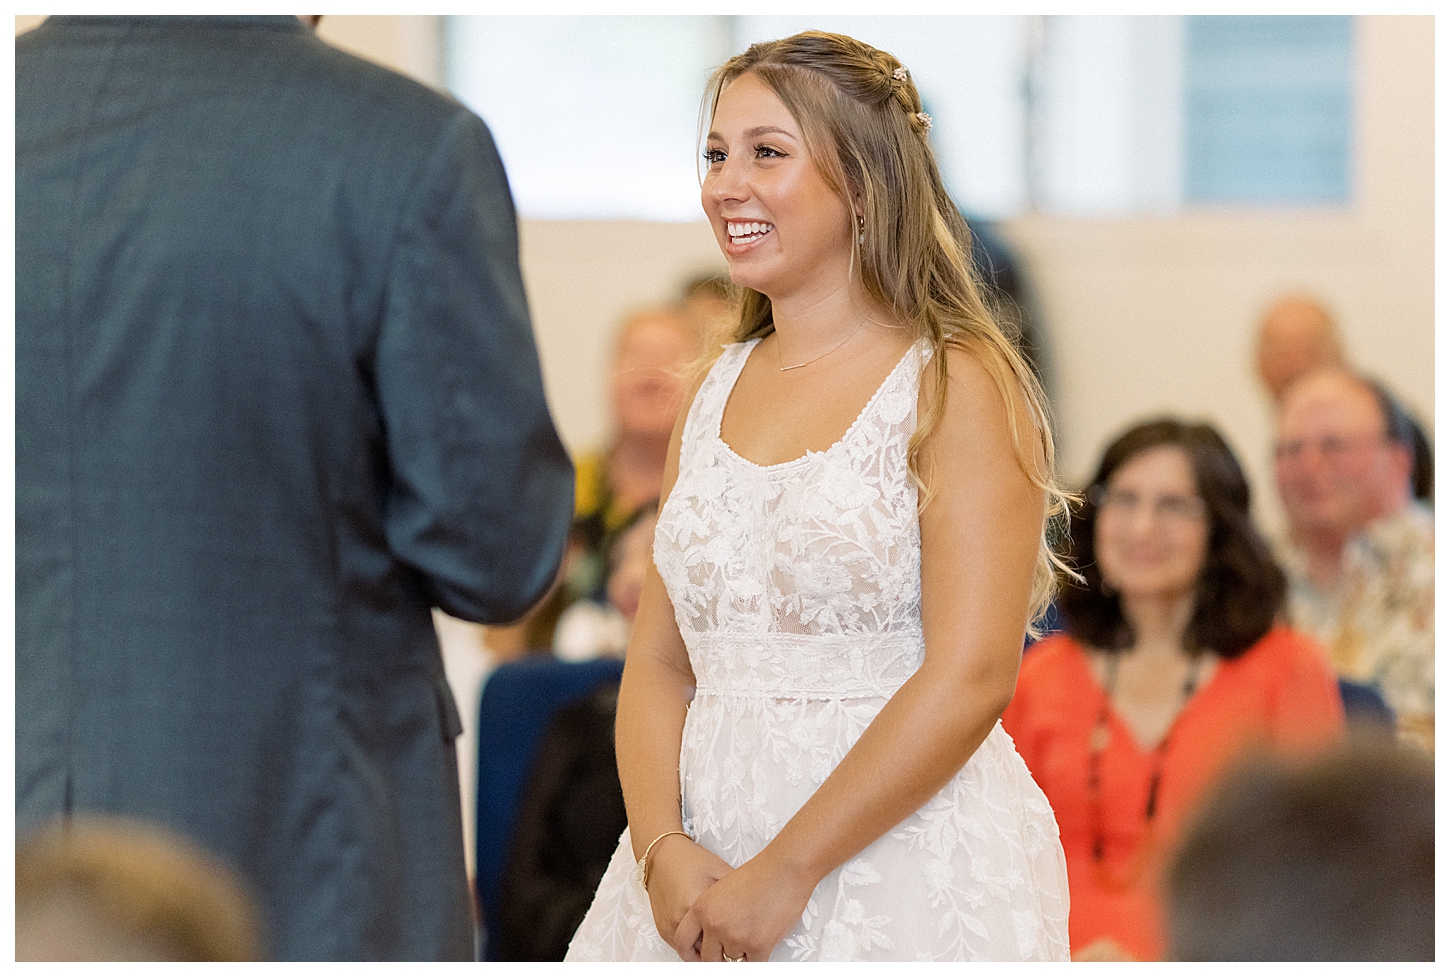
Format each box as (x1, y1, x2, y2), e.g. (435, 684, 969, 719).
(1002, 418, 1344, 961)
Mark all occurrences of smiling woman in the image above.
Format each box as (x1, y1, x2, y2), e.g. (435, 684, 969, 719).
(565, 30, 1073, 963)
(1091, 446, 1210, 608)
(701, 75, 856, 316)
(1002, 417, 1345, 961)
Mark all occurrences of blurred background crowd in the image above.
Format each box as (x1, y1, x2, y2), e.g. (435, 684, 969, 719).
(15, 13, 1433, 963)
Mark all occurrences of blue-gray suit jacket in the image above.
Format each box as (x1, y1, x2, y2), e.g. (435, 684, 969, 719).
(15, 16, 574, 960)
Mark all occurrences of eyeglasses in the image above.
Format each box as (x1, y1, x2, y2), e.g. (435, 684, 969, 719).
(1088, 486, 1205, 524)
(1273, 433, 1388, 465)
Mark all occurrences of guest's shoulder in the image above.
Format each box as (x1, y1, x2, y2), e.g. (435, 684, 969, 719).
(1024, 630, 1080, 656)
(573, 451, 609, 518)
(1020, 632, 1084, 680)
(1367, 501, 1434, 552)
(1237, 624, 1333, 675)
(1005, 633, 1087, 733)
(1402, 499, 1433, 531)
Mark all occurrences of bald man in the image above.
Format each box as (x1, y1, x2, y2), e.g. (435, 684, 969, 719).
(1273, 368, 1433, 750)
(1255, 295, 1347, 402)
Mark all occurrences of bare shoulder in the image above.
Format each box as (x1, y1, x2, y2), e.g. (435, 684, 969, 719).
(919, 342, 1039, 469)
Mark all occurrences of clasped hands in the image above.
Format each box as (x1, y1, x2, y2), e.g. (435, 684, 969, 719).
(646, 835, 814, 963)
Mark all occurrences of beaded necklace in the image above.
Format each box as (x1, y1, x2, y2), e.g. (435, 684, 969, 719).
(1087, 650, 1206, 888)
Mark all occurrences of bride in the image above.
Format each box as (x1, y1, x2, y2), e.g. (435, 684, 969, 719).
(566, 31, 1070, 962)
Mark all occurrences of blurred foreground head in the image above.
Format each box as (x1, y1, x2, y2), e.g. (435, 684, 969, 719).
(1166, 740, 1433, 961)
(16, 815, 264, 961)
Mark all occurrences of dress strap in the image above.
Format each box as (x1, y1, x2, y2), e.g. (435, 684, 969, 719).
(828, 337, 934, 458)
(678, 340, 757, 461)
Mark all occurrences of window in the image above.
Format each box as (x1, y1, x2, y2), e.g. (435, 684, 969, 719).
(1025, 15, 1184, 214)
(444, 15, 730, 221)
(1183, 16, 1353, 204)
(733, 15, 1030, 218)
(444, 15, 1355, 220)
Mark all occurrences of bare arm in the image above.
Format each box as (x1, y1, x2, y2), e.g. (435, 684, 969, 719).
(613, 377, 735, 955)
(680, 347, 1047, 961)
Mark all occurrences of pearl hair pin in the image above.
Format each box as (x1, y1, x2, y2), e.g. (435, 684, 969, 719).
(889, 66, 931, 131)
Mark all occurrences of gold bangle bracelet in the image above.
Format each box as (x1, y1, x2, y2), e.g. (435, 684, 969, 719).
(638, 829, 690, 892)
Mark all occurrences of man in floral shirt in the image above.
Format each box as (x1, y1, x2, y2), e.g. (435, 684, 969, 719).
(1274, 368, 1433, 751)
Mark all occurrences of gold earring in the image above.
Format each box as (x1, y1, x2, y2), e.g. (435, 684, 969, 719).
(857, 215, 865, 245)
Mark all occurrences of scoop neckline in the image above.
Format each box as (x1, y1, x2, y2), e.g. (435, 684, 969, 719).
(713, 337, 923, 472)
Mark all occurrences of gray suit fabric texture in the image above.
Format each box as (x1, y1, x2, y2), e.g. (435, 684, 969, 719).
(15, 16, 574, 960)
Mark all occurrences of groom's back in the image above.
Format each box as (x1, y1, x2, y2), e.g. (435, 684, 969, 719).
(16, 16, 572, 959)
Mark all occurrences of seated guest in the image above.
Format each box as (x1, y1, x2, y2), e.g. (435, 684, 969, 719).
(492, 507, 658, 960)
(1002, 418, 1344, 962)
(1166, 740, 1433, 960)
(1255, 294, 1431, 501)
(679, 271, 736, 343)
(1254, 293, 1347, 402)
(1273, 368, 1434, 750)
(566, 308, 696, 610)
(554, 503, 657, 661)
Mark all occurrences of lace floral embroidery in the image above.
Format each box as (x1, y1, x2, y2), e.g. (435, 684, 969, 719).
(565, 339, 1070, 961)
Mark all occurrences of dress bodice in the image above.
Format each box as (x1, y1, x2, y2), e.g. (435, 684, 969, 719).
(655, 338, 930, 699)
(571, 336, 1071, 963)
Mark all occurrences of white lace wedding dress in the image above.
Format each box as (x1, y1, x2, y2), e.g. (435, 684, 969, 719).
(565, 338, 1070, 961)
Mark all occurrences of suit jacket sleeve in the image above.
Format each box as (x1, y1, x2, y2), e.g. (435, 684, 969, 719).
(374, 109, 573, 623)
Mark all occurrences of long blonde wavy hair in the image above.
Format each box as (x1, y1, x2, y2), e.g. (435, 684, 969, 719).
(701, 31, 1072, 630)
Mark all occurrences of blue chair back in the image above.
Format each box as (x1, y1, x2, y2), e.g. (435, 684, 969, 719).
(1338, 677, 1395, 730)
(474, 655, 626, 959)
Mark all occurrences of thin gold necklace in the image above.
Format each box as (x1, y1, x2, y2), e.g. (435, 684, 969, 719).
(775, 319, 865, 372)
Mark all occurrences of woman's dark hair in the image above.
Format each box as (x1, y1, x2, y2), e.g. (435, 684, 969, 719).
(1058, 417, 1286, 659)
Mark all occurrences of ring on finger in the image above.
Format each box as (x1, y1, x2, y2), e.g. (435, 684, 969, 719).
(724, 952, 745, 962)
